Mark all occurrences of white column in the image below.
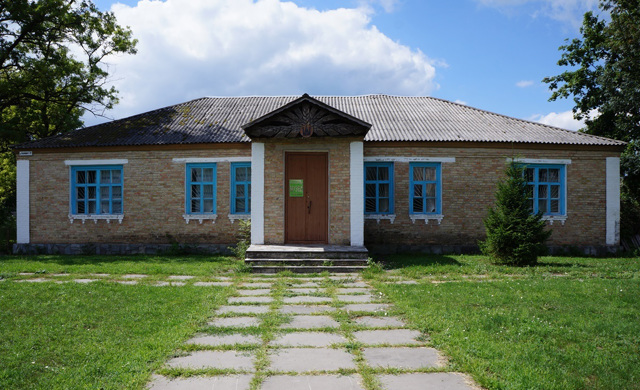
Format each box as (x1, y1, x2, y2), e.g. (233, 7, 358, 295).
(16, 160, 30, 244)
(606, 157, 621, 246)
(350, 141, 364, 247)
(251, 142, 265, 245)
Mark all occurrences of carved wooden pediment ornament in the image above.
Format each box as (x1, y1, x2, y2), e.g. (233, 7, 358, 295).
(242, 94, 371, 139)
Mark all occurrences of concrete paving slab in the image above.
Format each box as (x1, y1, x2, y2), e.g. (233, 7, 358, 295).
(90, 273, 110, 277)
(287, 288, 323, 294)
(269, 348, 356, 372)
(228, 296, 273, 304)
(261, 375, 364, 390)
(185, 334, 261, 346)
(16, 278, 48, 283)
(166, 350, 254, 370)
(208, 316, 261, 328)
(283, 296, 332, 304)
(271, 332, 346, 347)
(336, 288, 370, 294)
(18, 272, 34, 276)
(50, 273, 68, 277)
(378, 373, 476, 390)
(116, 280, 138, 285)
(386, 280, 418, 285)
(281, 315, 340, 329)
(363, 347, 441, 369)
(353, 329, 422, 345)
(237, 289, 271, 296)
(194, 281, 232, 286)
(292, 282, 319, 287)
(168, 275, 195, 280)
(341, 282, 369, 288)
(337, 294, 373, 303)
(148, 374, 252, 390)
(354, 316, 406, 328)
(74, 279, 98, 283)
(343, 303, 392, 313)
(279, 305, 336, 314)
(121, 274, 147, 279)
(217, 305, 269, 315)
(239, 282, 272, 288)
(154, 281, 186, 286)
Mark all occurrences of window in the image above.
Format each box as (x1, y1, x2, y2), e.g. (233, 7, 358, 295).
(71, 165, 123, 215)
(410, 163, 441, 214)
(524, 165, 565, 215)
(364, 162, 394, 214)
(186, 163, 216, 214)
(231, 162, 251, 214)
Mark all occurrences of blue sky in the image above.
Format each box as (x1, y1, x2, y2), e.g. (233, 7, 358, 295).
(89, 0, 601, 130)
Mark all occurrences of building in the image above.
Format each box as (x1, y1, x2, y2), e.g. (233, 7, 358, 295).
(13, 94, 625, 255)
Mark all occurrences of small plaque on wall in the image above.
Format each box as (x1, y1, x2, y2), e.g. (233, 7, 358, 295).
(289, 179, 303, 197)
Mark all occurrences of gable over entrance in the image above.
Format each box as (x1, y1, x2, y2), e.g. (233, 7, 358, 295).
(242, 94, 371, 139)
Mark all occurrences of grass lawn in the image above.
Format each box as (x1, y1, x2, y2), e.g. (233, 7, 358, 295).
(0, 281, 229, 389)
(367, 254, 640, 390)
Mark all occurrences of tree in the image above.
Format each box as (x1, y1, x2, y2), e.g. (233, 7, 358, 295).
(480, 162, 552, 266)
(543, 0, 640, 239)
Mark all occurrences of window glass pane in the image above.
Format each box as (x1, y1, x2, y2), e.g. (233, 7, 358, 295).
(77, 201, 85, 214)
(191, 185, 200, 198)
(191, 168, 201, 182)
(191, 199, 200, 213)
(365, 198, 376, 213)
(426, 183, 436, 197)
(525, 168, 534, 182)
(413, 184, 423, 197)
(236, 198, 246, 213)
(550, 200, 559, 213)
(548, 169, 559, 183)
(112, 201, 122, 214)
(203, 184, 213, 198)
(379, 183, 389, 197)
(413, 167, 425, 181)
(112, 186, 122, 198)
(236, 184, 245, 198)
(236, 167, 248, 181)
(77, 171, 86, 184)
(413, 198, 423, 213)
(538, 169, 548, 182)
(100, 186, 110, 199)
(379, 198, 389, 213)
(203, 199, 213, 213)
(365, 167, 377, 181)
(88, 201, 96, 214)
(202, 168, 214, 182)
(247, 199, 251, 212)
(111, 170, 121, 184)
(100, 201, 110, 214)
(377, 167, 389, 181)
(365, 184, 376, 197)
(538, 185, 548, 199)
(538, 199, 547, 213)
(425, 167, 436, 181)
(101, 170, 111, 184)
(87, 171, 96, 184)
(426, 198, 436, 213)
(527, 199, 534, 212)
(550, 185, 559, 198)
(77, 187, 85, 200)
(88, 187, 96, 199)
(526, 185, 534, 198)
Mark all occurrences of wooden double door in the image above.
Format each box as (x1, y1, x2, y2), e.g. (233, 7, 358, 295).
(285, 152, 328, 244)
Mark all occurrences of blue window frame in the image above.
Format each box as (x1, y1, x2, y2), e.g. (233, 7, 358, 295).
(231, 162, 251, 214)
(71, 165, 123, 215)
(410, 162, 441, 214)
(524, 164, 565, 215)
(364, 162, 394, 214)
(186, 163, 217, 214)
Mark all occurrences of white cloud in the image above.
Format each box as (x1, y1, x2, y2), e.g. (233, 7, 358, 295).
(516, 80, 534, 88)
(474, 0, 599, 26)
(87, 0, 438, 124)
(529, 110, 584, 130)
(454, 99, 468, 105)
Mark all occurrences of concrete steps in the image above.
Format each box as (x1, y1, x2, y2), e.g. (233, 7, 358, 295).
(245, 245, 369, 274)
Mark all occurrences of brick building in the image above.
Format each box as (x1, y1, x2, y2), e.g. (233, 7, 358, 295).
(13, 94, 625, 255)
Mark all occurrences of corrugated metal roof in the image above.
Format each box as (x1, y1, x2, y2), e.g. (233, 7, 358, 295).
(14, 95, 625, 148)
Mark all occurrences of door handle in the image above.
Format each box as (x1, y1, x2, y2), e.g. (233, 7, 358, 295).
(307, 199, 312, 214)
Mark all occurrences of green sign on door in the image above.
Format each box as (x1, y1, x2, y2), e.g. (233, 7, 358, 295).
(289, 179, 303, 197)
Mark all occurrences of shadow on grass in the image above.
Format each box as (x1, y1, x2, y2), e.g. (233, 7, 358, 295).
(1, 254, 234, 266)
(377, 254, 463, 270)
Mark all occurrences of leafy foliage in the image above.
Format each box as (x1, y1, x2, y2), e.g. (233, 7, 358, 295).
(230, 219, 251, 259)
(543, 0, 640, 238)
(480, 162, 552, 266)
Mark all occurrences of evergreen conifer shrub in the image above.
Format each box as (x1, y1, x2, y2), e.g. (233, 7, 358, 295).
(480, 162, 552, 266)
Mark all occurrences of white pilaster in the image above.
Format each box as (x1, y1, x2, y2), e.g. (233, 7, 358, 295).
(251, 142, 265, 245)
(16, 160, 30, 244)
(606, 157, 621, 246)
(350, 142, 364, 247)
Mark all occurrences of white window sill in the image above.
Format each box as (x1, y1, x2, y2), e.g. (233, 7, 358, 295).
(183, 214, 217, 224)
(228, 214, 250, 223)
(69, 214, 124, 224)
(542, 215, 567, 225)
(410, 214, 444, 224)
(365, 214, 396, 224)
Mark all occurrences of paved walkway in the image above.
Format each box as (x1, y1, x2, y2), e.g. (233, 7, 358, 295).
(147, 274, 480, 390)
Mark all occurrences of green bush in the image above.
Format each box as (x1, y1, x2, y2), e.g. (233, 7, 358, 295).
(480, 161, 552, 266)
(230, 219, 251, 259)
